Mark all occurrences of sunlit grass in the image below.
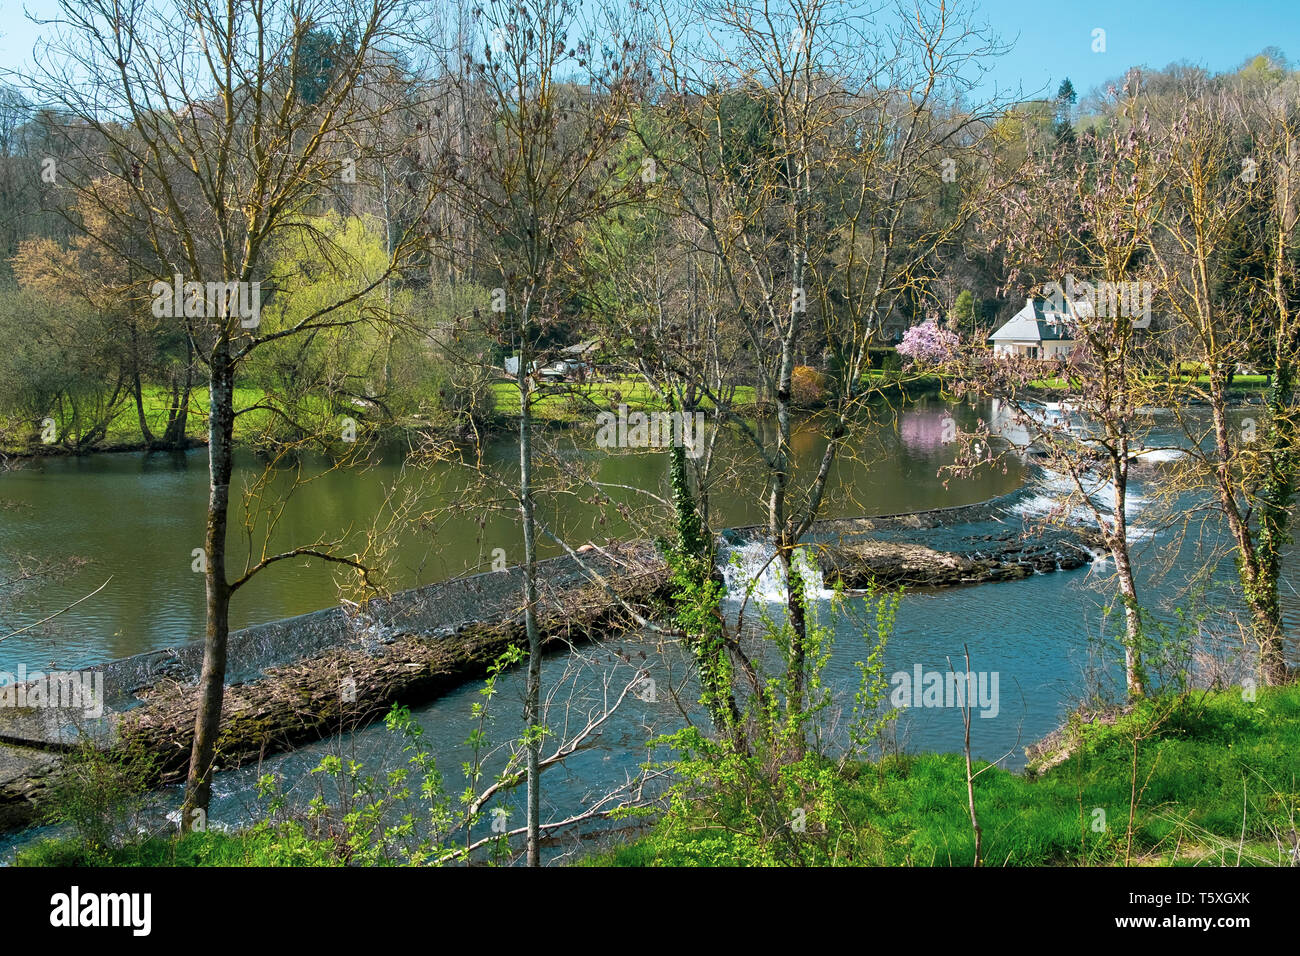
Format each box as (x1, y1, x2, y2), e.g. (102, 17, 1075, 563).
(488, 379, 759, 423)
(587, 686, 1300, 867)
(15, 824, 341, 868)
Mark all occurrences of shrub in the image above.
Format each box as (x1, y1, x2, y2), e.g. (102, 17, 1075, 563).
(42, 739, 158, 855)
(426, 360, 497, 428)
(791, 365, 829, 407)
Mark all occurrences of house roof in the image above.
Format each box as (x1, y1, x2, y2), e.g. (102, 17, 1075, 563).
(988, 299, 1078, 343)
(561, 339, 599, 356)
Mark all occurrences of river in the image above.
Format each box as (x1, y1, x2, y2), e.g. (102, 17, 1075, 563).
(0, 396, 1019, 670)
(1, 396, 1295, 862)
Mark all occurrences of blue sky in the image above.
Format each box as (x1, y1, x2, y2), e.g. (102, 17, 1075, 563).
(965, 0, 1300, 100)
(1, 0, 1297, 100)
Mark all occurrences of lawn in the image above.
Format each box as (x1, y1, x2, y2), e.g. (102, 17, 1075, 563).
(488, 379, 759, 423)
(3, 385, 345, 452)
(488, 374, 938, 425)
(1028, 373, 1276, 392)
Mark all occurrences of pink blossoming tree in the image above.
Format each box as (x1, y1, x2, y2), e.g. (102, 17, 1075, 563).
(897, 319, 959, 364)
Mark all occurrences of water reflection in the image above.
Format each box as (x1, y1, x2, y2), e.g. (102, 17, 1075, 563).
(0, 398, 1020, 670)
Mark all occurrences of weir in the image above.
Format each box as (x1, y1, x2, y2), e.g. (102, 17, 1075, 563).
(0, 471, 1102, 831)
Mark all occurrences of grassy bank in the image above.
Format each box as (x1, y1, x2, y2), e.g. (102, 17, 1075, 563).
(7, 379, 757, 453)
(588, 685, 1300, 867)
(1, 385, 272, 455)
(15, 685, 1296, 867)
(1029, 373, 1276, 395)
(488, 371, 941, 426)
(0, 365, 1267, 456)
(487, 380, 760, 424)
(15, 824, 340, 867)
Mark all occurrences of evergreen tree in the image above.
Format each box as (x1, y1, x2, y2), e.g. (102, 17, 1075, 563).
(1054, 78, 1077, 146)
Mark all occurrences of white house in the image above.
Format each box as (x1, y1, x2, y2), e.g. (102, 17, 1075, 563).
(988, 298, 1079, 360)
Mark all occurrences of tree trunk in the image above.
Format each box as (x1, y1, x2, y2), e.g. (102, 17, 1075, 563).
(161, 343, 194, 449)
(181, 350, 234, 832)
(518, 344, 541, 867)
(1110, 540, 1145, 699)
(1256, 356, 1294, 685)
(773, 338, 804, 735)
(127, 320, 155, 448)
(1208, 362, 1288, 686)
(666, 430, 743, 740)
(1256, 226, 1297, 684)
(1108, 453, 1144, 698)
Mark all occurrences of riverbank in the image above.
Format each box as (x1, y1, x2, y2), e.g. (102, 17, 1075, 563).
(15, 684, 1297, 866)
(583, 684, 1300, 867)
(0, 366, 1274, 460)
(0, 373, 947, 458)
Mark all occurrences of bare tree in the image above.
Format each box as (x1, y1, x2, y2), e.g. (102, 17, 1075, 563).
(1144, 75, 1300, 687)
(637, 0, 1008, 739)
(427, 0, 647, 865)
(953, 81, 1169, 699)
(16, 0, 433, 828)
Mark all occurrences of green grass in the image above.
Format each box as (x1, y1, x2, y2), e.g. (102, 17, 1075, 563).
(864, 369, 942, 393)
(106, 385, 273, 444)
(1027, 373, 1274, 392)
(2, 385, 270, 452)
(490, 374, 940, 425)
(15, 686, 1296, 867)
(587, 686, 1300, 867)
(2, 384, 355, 453)
(14, 823, 340, 867)
(489, 380, 759, 424)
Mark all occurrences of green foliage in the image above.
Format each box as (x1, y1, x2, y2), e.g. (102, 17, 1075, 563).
(21, 647, 530, 868)
(1054, 78, 1077, 145)
(596, 686, 1300, 867)
(243, 212, 396, 444)
(658, 435, 735, 732)
(41, 738, 158, 857)
(300, 703, 458, 865)
(280, 645, 525, 865)
(379, 284, 501, 432)
(717, 91, 780, 183)
(1089, 592, 1206, 705)
(0, 287, 128, 448)
(645, 576, 900, 865)
(16, 823, 339, 867)
(292, 25, 357, 105)
(950, 289, 975, 331)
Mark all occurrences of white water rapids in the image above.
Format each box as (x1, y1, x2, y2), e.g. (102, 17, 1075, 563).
(717, 541, 835, 604)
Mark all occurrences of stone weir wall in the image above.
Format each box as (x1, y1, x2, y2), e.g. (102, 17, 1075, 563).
(0, 541, 671, 831)
(0, 487, 1102, 832)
